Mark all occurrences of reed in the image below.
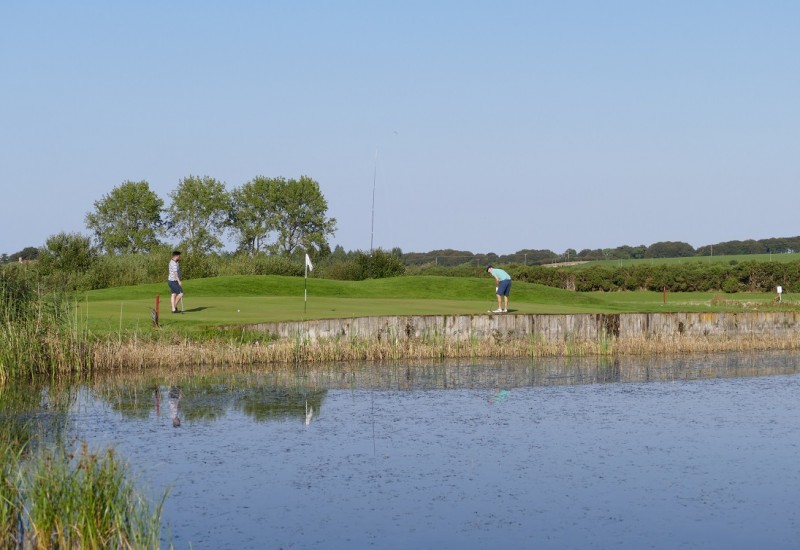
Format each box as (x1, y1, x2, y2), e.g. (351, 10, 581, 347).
(0, 434, 25, 547)
(62, 327, 800, 372)
(0, 273, 92, 382)
(17, 441, 164, 549)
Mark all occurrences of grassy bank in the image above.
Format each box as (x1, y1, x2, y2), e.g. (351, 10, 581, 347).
(80, 275, 798, 335)
(5, 273, 800, 379)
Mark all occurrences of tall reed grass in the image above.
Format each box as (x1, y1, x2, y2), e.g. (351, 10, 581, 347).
(0, 435, 24, 547)
(0, 434, 165, 549)
(76, 328, 800, 371)
(0, 270, 91, 382)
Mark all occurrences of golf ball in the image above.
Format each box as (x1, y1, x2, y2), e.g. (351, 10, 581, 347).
(237, 309, 240, 312)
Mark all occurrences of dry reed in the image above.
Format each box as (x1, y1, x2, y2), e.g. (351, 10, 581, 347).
(82, 330, 800, 371)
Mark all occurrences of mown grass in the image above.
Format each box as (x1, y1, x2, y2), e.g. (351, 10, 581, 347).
(77, 275, 798, 336)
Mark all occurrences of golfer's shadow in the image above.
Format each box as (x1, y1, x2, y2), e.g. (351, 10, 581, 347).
(183, 307, 210, 313)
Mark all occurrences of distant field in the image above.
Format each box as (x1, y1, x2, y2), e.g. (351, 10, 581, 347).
(570, 252, 800, 268)
(77, 275, 797, 335)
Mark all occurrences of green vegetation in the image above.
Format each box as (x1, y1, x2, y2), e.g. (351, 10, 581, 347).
(74, 274, 796, 336)
(0, 381, 166, 548)
(0, 435, 164, 549)
(0, 267, 91, 382)
(576, 252, 800, 268)
(399, 237, 800, 266)
(508, 258, 800, 293)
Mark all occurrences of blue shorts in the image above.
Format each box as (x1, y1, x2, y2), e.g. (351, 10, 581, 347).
(497, 279, 512, 296)
(168, 280, 183, 295)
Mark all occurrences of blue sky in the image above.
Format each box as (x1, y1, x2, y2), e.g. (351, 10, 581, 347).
(2, 1, 798, 256)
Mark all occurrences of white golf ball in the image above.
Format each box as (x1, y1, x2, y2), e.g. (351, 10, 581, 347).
(237, 309, 240, 313)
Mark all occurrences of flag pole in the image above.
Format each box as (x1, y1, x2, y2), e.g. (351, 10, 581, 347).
(304, 259, 308, 314)
(304, 253, 313, 314)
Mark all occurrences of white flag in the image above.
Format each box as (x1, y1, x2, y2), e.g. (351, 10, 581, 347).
(305, 253, 313, 272)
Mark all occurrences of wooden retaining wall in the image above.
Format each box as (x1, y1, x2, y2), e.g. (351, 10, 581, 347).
(244, 311, 800, 343)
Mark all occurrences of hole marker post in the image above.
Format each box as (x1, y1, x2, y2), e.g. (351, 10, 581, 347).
(304, 253, 314, 314)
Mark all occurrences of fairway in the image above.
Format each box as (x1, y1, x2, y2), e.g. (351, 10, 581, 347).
(72, 275, 799, 335)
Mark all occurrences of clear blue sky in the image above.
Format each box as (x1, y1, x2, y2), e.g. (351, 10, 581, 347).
(2, 1, 798, 256)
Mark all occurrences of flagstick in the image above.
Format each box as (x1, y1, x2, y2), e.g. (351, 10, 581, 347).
(303, 253, 313, 315)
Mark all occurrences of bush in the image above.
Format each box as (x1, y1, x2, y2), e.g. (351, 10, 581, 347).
(0, 266, 35, 321)
(320, 259, 364, 281)
(319, 249, 405, 281)
(722, 276, 740, 293)
(86, 253, 166, 289)
(356, 249, 405, 279)
(179, 253, 219, 280)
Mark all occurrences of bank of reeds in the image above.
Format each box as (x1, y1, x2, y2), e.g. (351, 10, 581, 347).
(0, 272, 91, 382)
(77, 328, 800, 370)
(0, 435, 164, 549)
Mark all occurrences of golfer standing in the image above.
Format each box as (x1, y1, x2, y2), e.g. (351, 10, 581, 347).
(168, 251, 183, 313)
(487, 265, 511, 313)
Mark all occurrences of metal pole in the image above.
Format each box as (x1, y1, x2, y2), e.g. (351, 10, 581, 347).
(370, 148, 377, 254)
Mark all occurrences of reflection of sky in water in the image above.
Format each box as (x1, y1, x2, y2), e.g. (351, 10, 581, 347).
(15, 354, 800, 548)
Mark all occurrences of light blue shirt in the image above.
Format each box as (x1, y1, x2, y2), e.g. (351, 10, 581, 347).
(490, 268, 511, 281)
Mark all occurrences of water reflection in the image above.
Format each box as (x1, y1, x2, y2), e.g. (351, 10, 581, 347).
(0, 381, 76, 453)
(2, 352, 800, 548)
(167, 386, 181, 428)
(92, 373, 328, 427)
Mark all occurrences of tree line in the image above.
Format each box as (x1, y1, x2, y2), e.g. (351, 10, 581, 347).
(83, 175, 336, 257)
(401, 237, 800, 267)
(509, 261, 800, 294)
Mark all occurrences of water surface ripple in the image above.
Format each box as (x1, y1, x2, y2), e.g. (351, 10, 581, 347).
(9, 352, 800, 548)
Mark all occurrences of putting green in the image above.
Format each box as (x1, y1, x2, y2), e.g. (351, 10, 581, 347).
(76, 275, 793, 334)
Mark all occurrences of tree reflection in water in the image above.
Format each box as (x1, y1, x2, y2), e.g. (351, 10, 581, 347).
(92, 371, 328, 426)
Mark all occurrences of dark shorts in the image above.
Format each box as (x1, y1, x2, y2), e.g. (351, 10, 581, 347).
(497, 279, 512, 296)
(168, 280, 183, 295)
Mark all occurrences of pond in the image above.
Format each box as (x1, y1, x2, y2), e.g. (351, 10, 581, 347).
(4, 352, 800, 548)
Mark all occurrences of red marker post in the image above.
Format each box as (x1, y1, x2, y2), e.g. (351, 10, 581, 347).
(153, 295, 160, 327)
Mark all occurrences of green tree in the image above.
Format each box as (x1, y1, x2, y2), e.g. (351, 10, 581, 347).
(85, 181, 165, 254)
(38, 232, 96, 274)
(231, 176, 336, 256)
(167, 175, 231, 255)
(269, 176, 337, 256)
(644, 241, 695, 259)
(9, 247, 39, 262)
(230, 176, 277, 254)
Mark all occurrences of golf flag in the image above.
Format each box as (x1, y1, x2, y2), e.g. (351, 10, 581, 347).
(304, 253, 312, 314)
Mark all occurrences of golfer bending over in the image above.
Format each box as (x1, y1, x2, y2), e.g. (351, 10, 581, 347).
(487, 265, 511, 313)
(168, 251, 183, 313)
